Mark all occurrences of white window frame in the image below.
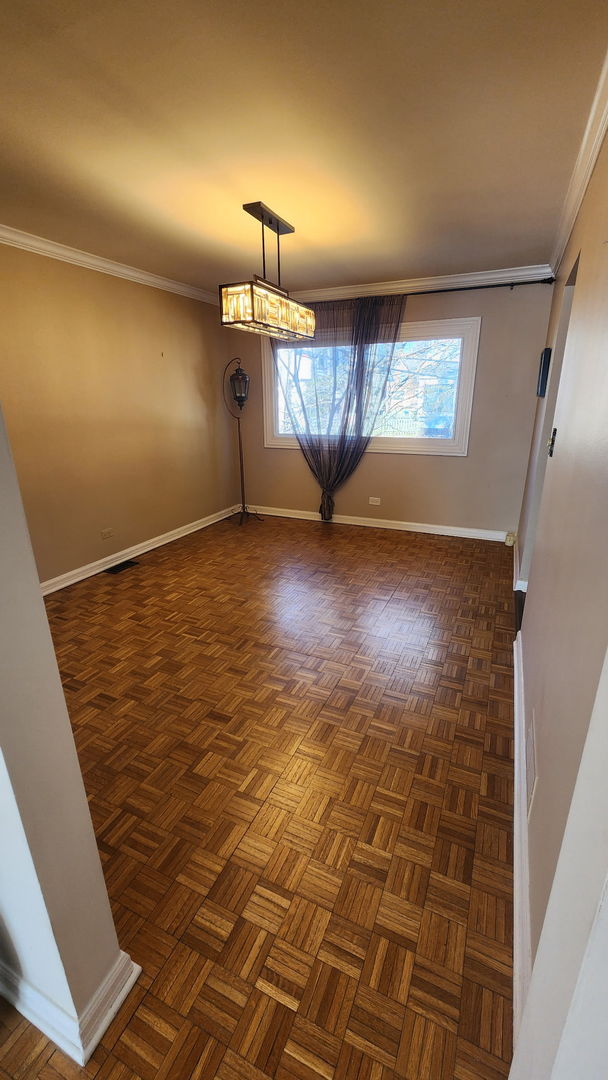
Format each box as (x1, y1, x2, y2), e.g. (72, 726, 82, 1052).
(262, 315, 481, 456)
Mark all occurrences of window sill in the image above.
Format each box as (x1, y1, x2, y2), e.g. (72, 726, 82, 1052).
(263, 435, 469, 457)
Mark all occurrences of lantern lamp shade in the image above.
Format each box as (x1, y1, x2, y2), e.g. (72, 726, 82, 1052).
(229, 365, 250, 409)
(220, 280, 315, 341)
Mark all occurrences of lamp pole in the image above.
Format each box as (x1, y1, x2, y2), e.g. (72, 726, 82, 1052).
(222, 357, 262, 526)
(236, 414, 247, 525)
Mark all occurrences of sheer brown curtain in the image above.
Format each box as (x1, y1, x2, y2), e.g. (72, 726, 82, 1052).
(272, 294, 406, 520)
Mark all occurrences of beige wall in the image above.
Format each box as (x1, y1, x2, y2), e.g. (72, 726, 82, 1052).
(0, 245, 238, 582)
(521, 134, 608, 951)
(239, 284, 553, 533)
(511, 644, 608, 1078)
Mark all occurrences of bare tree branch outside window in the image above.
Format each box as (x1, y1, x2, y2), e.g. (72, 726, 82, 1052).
(276, 338, 461, 441)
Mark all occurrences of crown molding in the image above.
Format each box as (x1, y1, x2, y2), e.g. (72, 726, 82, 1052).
(292, 264, 554, 302)
(0, 223, 217, 305)
(0, 221, 553, 307)
(551, 49, 608, 272)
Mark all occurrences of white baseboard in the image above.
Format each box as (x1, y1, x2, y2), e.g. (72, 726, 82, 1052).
(0, 959, 82, 1063)
(40, 504, 506, 596)
(0, 951, 140, 1065)
(513, 631, 532, 1043)
(40, 505, 240, 595)
(513, 538, 528, 592)
(79, 951, 141, 1063)
(253, 505, 507, 542)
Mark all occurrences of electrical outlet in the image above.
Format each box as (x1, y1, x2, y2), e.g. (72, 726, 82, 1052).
(100, 528, 113, 540)
(369, 497, 381, 506)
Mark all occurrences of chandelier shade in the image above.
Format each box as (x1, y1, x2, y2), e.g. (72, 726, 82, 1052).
(220, 279, 315, 341)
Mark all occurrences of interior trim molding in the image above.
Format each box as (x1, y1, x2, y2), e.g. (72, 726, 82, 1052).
(79, 952, 141, 1064)
(513, 631, 532, 1045)
(253, 505, 507, 542)
(0, 222, 554, 306)
(0, 224, 217, 305)
(0, 951, 140, 1066)
(0, 959, 82, 1064)
(551, 50, 608, 271)
(292, 265, 554, 302)
(261, 317, 481, 458)
(39, 503, 505, 596)
(513, 538, 529, 592)
(40, 505, 240, 594)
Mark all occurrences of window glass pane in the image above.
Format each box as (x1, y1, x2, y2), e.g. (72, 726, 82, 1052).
(276, 337, 462, 440)
(276, 346, 353, 437)
(373, 337, 461, 439)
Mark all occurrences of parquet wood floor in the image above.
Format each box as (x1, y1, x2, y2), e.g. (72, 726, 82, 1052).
(0, 517, 514, 1080)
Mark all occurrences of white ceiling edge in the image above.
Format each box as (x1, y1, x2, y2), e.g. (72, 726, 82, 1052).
(292, 264, 554, 302)
(0, 223, 218, 305)
(551, 47, 608, 272)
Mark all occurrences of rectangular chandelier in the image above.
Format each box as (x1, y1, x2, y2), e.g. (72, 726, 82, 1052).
(220, 278, 315, 341)
(219, 202, 315, 341)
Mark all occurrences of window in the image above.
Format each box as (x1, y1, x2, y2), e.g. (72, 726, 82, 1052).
(263, 316, 480, 455)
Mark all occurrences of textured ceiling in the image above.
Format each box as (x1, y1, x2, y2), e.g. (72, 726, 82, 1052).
(0, 0, 607, 291)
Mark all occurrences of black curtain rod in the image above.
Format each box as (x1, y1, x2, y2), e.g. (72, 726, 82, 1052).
(404, 276, 554, 298)
(301, 277, 554, 304)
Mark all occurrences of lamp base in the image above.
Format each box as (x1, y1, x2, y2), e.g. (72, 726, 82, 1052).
(236, 506, 264, 526)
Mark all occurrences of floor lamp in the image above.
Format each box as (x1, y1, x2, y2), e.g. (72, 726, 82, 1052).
(223, 357, 262, 525)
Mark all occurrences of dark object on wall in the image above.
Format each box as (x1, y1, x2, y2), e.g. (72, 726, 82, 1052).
(537, 347, 552, 397)
(223, 357, 262, 526)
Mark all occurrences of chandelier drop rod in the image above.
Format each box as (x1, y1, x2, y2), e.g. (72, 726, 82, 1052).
(276, 229, 281, 288)
(261, 219, 266, 280)
(219, 202, 315, 340)
(259, 214, 283, 288)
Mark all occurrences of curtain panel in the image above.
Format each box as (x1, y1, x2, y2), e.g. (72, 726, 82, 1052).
(272, 294, 406, 520)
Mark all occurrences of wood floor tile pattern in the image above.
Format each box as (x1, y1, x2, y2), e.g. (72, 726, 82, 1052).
(0, 518, 514, 1079)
